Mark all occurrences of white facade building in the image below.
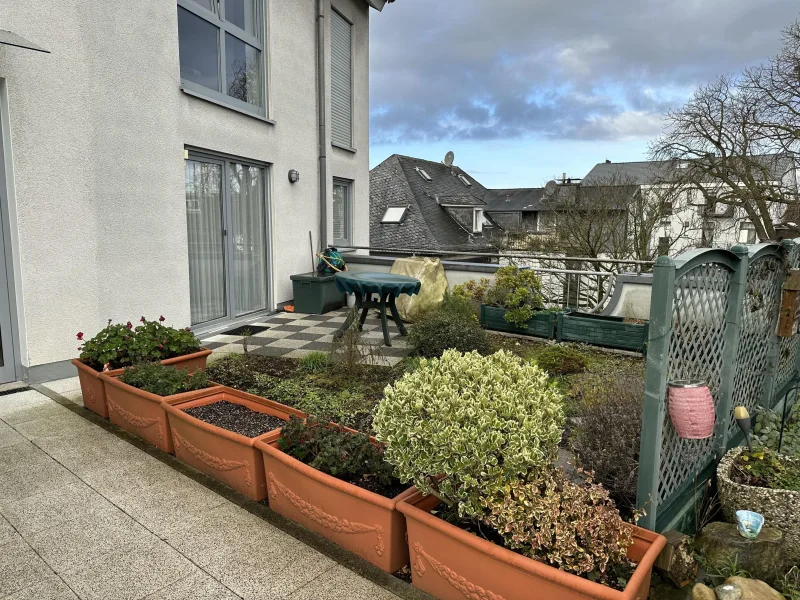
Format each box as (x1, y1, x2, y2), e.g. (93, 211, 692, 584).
(0, 0, 385, 382)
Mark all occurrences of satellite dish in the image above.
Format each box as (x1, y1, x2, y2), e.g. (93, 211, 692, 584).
(443, 151, 455, 167)
(544, 180, 558, 196)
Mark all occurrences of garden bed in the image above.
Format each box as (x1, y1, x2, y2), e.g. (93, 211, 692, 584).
(164, 387, 305, 500)
(206, 355, 406, 433)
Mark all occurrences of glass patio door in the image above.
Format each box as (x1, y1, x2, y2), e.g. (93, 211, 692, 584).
(185, 153, 269, 327)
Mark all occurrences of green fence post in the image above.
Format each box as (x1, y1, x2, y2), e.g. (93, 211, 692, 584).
(556, 312, 564, 342)
(714, 245, 748, 454)
(636, 256, 676, 531)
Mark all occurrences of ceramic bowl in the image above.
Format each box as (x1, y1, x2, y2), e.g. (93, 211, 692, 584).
(735, 510, 764, 539)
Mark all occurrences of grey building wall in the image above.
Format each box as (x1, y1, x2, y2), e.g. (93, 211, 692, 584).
(0, 0, 371, 368)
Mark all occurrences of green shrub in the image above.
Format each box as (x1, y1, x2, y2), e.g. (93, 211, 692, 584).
(300, 351, 329, 373)
(570, 368, 644, 513)
(455, 267, 544, 328)
(408, 292, 491, 358)
(753, 402, 800, 457)
(535, 344, 588, 376)
(479, 468, 633, 582)
(118, 362, 210, 396)
(279, 416, 395, 487)
(374, 349, 564, 517)
(77, 316, 200, 371)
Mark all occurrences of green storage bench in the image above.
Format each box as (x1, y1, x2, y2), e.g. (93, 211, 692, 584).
(290, 272, 345, 314)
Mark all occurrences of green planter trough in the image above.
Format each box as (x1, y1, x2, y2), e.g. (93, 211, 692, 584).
(557, 312, 649, 353)
(480, 305, 556, 339)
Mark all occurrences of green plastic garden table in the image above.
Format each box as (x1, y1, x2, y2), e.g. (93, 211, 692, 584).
(333, 272, 421, 346)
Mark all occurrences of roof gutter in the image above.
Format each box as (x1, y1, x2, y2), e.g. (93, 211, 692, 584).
(316, 0, 328, 251)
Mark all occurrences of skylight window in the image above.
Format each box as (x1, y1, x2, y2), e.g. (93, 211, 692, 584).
(381, 206, 408, 224)
(458, 173, 472, 187)
(415, 167, 432, 182)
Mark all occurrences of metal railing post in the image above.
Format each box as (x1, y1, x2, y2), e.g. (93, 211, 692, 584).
(636, 256, 677, 530)
(714, 245, 748, 454)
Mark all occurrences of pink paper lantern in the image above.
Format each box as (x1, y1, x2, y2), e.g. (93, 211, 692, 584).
(668, 380, 715, 439)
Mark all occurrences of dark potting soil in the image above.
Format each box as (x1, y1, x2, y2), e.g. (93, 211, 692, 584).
(429, 503, 635, 592)
(183, 401, 284, 438)
(349, 476, 408, 500)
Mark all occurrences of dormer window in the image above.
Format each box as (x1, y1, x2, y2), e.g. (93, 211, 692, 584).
(473, 208, 484, 234)
(415, 167, 432, 182)
(458, 173, 472, 187)
(381, 206, 408, 224)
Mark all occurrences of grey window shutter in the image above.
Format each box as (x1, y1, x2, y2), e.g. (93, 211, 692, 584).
(330, 11, 352, 148)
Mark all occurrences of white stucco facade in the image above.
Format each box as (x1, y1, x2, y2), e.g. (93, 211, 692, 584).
(0, 0, 373, 375)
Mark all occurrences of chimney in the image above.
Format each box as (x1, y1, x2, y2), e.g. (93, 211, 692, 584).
(605, 159, 611, 164)
(562, 173, 567, 184)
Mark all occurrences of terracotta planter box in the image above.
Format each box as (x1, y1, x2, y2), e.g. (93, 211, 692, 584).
(164, 388, 305, 501)
(398, 490, 666, 600)
(99, 373, 222, 453)
(71, 348, 212, 418)
(257, 439, 415, 572)
(256, 438, 414, 573)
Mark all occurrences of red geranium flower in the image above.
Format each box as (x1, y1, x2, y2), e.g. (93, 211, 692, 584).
(159, 315, 166, 322)
(140, 316, 146, 323)
(126, 322, 133, 329)
(76, 332, 84, 341)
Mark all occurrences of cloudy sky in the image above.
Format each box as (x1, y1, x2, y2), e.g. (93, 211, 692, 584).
(369, 0, 798, 187)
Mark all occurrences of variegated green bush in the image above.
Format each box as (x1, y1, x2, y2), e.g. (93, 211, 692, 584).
(374, 349, 564, 517)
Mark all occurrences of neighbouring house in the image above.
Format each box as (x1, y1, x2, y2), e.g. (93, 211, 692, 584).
(583, 157, 800, 250)
(483, 188, 546, 233)
(0, 0, 390, 383)
(369, 154, 496, 253)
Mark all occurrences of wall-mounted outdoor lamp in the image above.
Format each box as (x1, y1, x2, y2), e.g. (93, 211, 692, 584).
(288, 169, 300, 184)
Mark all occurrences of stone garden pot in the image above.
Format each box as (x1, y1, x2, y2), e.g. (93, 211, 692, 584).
(717, 447, 800, 565)
(71, 348, 212, 418)
(99, 372, 222, 453)
(164, 388, 305, 501)
(398, 489, 666, 600)
(256, 437, 415, 573)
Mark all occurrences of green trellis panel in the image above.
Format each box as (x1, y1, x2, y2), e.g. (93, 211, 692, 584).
(637, 238, 800, 534)
(479, 305, 556, 339)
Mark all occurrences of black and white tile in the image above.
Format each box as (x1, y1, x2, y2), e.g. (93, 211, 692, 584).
(201, 308, 410, 366)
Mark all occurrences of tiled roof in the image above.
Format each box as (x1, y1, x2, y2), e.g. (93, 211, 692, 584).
(484, 188, 546, 212)
(369, 155, 494, 252)
(583, 155, 794, 186)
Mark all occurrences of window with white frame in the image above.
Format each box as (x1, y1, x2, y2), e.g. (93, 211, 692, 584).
(739, 222, 757, 244)
(330, 9, 353, 148)
(177, 0, 266, 116)
(333, 178, 352, 246)
(458, 173, 472, 187)
(415, 167, 432, 182)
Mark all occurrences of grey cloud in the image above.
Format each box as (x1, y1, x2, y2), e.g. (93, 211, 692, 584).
(370, 0, 798, 143)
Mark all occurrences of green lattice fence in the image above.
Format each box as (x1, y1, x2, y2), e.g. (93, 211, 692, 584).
(637, 240, 800, 533)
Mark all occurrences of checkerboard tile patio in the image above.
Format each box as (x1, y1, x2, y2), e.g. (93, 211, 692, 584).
(202, 308, 410, 367)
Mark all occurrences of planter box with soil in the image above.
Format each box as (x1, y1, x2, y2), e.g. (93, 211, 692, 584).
(557, 312, 649, 354)
(256, 424, 415, 573)
(72, 348, 211, 419)
(99, 371, 221, 454)
(165, 388, 305, 500)
(480, 305, 556, 339)
(398, 489, 666, 600)
(717, 447, 800, 565)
